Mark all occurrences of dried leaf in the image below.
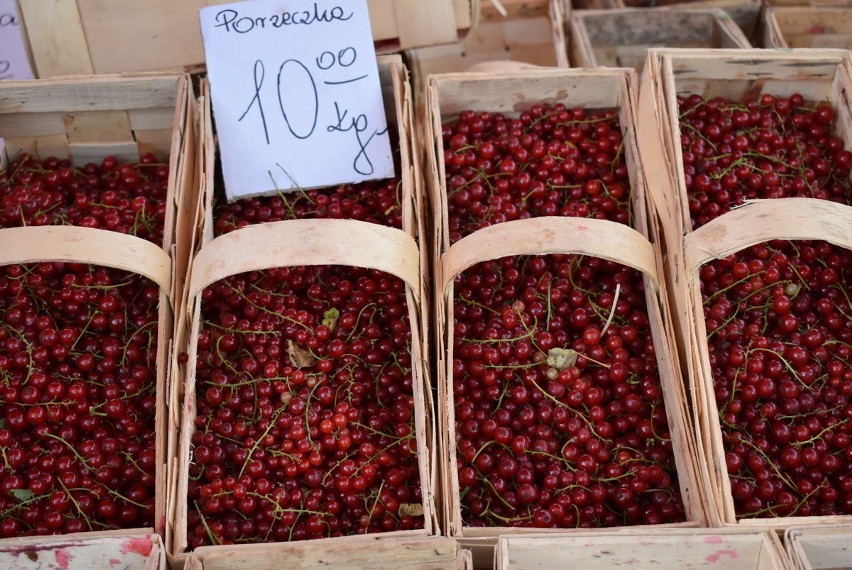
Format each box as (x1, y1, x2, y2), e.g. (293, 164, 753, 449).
(287, 340, 315, 369)
(547, 347, 578, 371)
(398, 503, 423, 517)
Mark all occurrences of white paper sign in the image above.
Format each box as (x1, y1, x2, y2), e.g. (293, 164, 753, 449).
(200, 0, 394, 202)
(0, 0, 34, 80)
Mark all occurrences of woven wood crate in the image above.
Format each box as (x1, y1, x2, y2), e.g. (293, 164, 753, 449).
(0, 530, 166, 570)
(785, 525, 852, 570)
(169, 55, 438, 564)
(637, 47, 852, 529)
(495, 528, 794, 569)
(0, 73, 194, 545)
(762, 7, 852, 48)
(18, 0, 477, 78)
(423, 67, 709, 540)
(569, 8, 751, 70)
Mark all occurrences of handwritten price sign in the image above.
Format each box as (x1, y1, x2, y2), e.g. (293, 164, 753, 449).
(200, 0, 394, 202)
(0, 0, 34, 80)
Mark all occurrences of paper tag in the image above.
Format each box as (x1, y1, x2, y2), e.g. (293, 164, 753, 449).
(200, 0, 394, 202)
(0, 0, 33, 80)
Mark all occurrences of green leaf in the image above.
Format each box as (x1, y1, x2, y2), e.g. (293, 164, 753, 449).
(322, 308, 339, 332)
(10, 489, 34, 502)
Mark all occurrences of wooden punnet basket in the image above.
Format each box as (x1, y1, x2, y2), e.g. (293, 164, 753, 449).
(566, 1, 761, 40)
(762, 7, 852, 49)
(424, 67, 707, 545)
(406, 0, 568, 144)
(0, 529, 166, 569)
(637, 48, 852, 528)
(494, 528, 793, 569)
(170, 56, 437, 564)
(183, 536, 469, 570)
(568, 8, 751, 70)
(785, 525, 852, 570)
(18, 0, 477, 78)
(406, 0, 568, 93)
(0, 74, 194, 544)
(763, 0, 852, 7)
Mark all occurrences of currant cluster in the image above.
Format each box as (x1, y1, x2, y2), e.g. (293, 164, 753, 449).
(678, 92, 851, 227)
(212, 178, 403, 234)
(0, 152, 170, 245)
(452, 254, 685, 528)
(444, 104, 685, 527)
(442, 103, 631, 243)
(678, 93, 852, 517)
(0, 153, 167, 536)
(213, 127, 404, 233)
(187, 175, 422, 546)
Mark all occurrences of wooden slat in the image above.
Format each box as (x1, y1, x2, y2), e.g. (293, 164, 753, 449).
(441, 217, 661, 296)
(683, 199, 852, 273)
(64, 109, 135, 145)
(394, 0, 459, 49)
(0, 111, 66, 138)
(0, 531, 165, 570)
(188, 219, 422, 304)
(128, 108, 181, 132)
(495, 530, 791, 570)
(0, 226, 172, 294)
(76, 0, 206, 74)
(193, 536, 459, 570)
(19, 0, 474, 77)
(18, 0, 94, 77)
(429, 68, 627, 118)
(0, 75, 179, 113)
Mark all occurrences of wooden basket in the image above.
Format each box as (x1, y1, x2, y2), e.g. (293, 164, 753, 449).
(762, 7, 852, 48)
(170, 56, 437, 562)
(569, 8, 751, 70)
(406, 0, 568, 144)
(479, 0, 558, 21)
(0, 529, 166, 570)
(423, 67, 708, 539)
(637, 47, 852, 528)
(407, 0, 568, 90)
(183, 536, 467, 570)
(785, 525, 852, 570)
(763, 1, 852, 7)
(18, 0, 477, 78)
(495, 528, 793, 569)
(570, 1, 761, 40)
(0, 73, 194, 543)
